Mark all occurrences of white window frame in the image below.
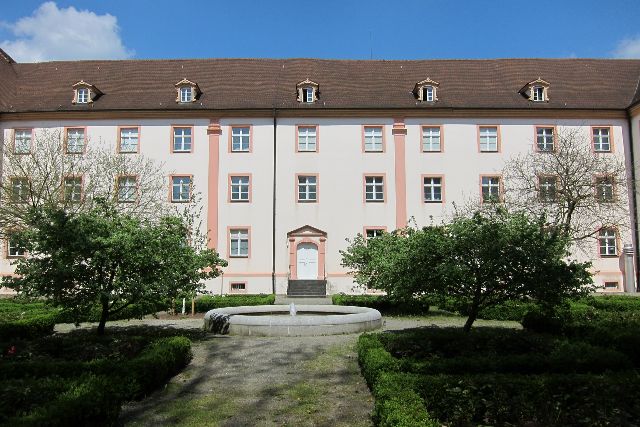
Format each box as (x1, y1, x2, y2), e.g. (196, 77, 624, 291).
(423, 177, 443, 202)
(536, 127, 554, 152)
(365, 228, 385, 239)
(424, 85, 434, 102)
(77, 88, 89, 104)
(593, 128, 611, 152)
(231, 127, 251, 152)
(422, 127, 441, 152)
(171, 176, 192, 202)
(297, 126, 317, 152)
(538, 176, 557, 202)
(481, 176, 501, 202)
(179, 86, 193, 103)
(119, 128, 139, 153)
(479, 127, 499, 152)
(595, 176, 615, 202)
(117, 176, 138, 203)
(297, 175, 317, 202)
(230, 176, 250, 202)
(66, 128, 85, 154)
(173, 127, 192, 152)
(229, 229, 249, 257)
(303, 87, 314, 103)
(230, 282, 247, 292)
(365, 176, 384, 202)
(364, 127, 383, 152)
(64, 177, 82, 203)
(532, 86, 545, 102)
(598, 229, 617, 256)
(10, 177, 29, 203)
(14, 129, 32, 154)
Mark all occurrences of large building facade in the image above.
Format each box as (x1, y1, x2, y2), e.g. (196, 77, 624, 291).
(1, 50, 640, 295)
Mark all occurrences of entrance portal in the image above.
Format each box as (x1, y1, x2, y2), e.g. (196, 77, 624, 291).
(296, 242, 318, 280)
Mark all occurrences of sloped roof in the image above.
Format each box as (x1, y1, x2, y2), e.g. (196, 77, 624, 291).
(1, 57, 640, 113)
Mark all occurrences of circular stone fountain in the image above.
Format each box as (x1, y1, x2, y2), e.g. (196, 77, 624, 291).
(203, 304, 382, 336)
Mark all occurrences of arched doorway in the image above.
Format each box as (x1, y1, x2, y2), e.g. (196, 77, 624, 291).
(296, 242, 319, 280)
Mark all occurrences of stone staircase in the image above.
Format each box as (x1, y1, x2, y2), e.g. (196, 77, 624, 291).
(287, 279, 327, 297)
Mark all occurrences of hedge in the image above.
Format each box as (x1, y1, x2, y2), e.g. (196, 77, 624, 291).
(417, 372, 640, 426)
(2, 336, 192, 426)
(193, 294, 275, 313)
(332, 294, 430, 315)
(0, 299, 59, 340)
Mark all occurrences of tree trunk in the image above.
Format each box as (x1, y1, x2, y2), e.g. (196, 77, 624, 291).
(97, 300, 109, 335)
(463, 305, 479, 333)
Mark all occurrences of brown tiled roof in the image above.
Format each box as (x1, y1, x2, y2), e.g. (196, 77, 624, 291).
(1, 58, 640, 113)
(0, 49, 17, 111)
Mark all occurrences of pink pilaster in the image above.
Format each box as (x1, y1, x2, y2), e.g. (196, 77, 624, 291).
(392, 118, 408, 229)
(207, 119, 222, 250)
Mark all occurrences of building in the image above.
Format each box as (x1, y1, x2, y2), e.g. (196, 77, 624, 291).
(1, 48, 640, 295)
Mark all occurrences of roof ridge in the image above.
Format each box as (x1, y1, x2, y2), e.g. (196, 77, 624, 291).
(0, 48, 15, 64)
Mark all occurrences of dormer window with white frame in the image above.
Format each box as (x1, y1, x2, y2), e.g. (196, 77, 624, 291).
(175, 78, 201, 103)
(296, 78, 319, 103)
(414, 78, 439, 102)
(72, 80, 102, 104)
(520, 77, 550, 102)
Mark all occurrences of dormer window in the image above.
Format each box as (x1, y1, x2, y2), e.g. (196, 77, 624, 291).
(77, 88, 89, 104)
(175, 78, 201, 103)
(296, 79, 319, 103)
(71, 80, 102, 104)
(414, 78, 439, 102)
(520, 78, 550, 102)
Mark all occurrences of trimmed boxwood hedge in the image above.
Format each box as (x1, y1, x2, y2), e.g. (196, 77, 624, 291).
(193, 294, 275, 313)
(0, 299, 59, 340)
(332, 294, 430, 315)
(1, 336, 192, 426)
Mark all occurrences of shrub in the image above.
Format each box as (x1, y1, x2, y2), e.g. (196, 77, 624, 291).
(332, 294, 430, 315)
(194, 294, 275, 313)
(521, 306, 567, 334)
(0, 313, 57, 340)
(357, 333, 401, 388)
(373, 372, 438, 427)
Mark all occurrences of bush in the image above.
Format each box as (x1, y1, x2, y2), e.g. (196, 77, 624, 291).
(435, 296, 538, 321)
(417, 372, 640, 426)
(373, 372, 438, 427)
(332, 294, 430, 315)
(357, 334, 401, 388)
(0, 299, 59, 340)
(194, 294, 275, 313)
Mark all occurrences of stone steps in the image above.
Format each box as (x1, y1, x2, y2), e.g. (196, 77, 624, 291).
(287, 279, 327, 297)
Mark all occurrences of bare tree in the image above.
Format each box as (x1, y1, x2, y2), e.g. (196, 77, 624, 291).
(503, 126, 630, 247)
(0, 128, 172, 237)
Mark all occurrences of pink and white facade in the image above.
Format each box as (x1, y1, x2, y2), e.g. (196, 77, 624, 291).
(1, 54, 640, 295)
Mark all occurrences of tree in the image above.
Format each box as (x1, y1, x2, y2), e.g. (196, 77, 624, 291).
(503, 127, 629, 245)
(4, 203, 227, 335)
(342, 209, 594, 332)
(0, 128, 169, 236)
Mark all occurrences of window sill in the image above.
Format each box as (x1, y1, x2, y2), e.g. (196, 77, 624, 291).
(365, 200, 385, 203)
(423, 200, 443, 203)
(297, 200, 318, 203)
(421, 150, 443, 153)
(171, 200, 191, 203)
(229, 255, 249, 259)
(230, 200, 251, 203)
(172, 150, 192, 154)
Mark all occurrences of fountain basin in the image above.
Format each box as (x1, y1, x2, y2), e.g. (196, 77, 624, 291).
(203, 304, 382, 336)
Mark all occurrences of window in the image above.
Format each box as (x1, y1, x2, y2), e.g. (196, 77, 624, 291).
(536, 127, 555, 152)
(604, 281, 619, 290)
(598, 229, 617, 256)
(481, 176, 502, 203)
(538, 176, 558, 202)
(14, 129, 32, 154)
(117, 176, 137, 203)
(230, 176, 250, 202)
(171, 176, 192, 202)
(172, 127, 192, 152)
(231, 127, 250, 152)
(414, 78, 439, 102)
(297, 175, 317, 202)
(179, 87, 193, 103)
(364, 126, 383, 152)
(593, 127, 611, 152)
(77, 88, 89, 104)
(119, 127, 139, 153)
(422, 126, 441, 152)
(10, 177, 29, 203)
(66, 128, 85, 154)
(229, 229, 249, 257)
(423, 177, 443, 202)
(365, 228, 385, 239)
(303, 87, 314, 103)
(7, 236, 25, 258)
(63, 177, 82, 203)
(532, 86, 545, 102)
(297, 126, 317, 152)
(230, 282, 247, 292)
(595, 176, 615, 202)
(424, 86, 434, 102)
(479, 126, 499, 152)
(365, 176, 385, 202)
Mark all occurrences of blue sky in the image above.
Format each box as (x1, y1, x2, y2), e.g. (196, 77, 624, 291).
(1, 0, 639, 62)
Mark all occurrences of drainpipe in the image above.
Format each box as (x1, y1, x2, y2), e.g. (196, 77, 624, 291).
(626, 111, 639, 292)
(272, 108, 278, 295)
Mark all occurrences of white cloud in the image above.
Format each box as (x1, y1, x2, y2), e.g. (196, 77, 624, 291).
(613, 35, 640, 59)
(0, 2, 133, 62)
